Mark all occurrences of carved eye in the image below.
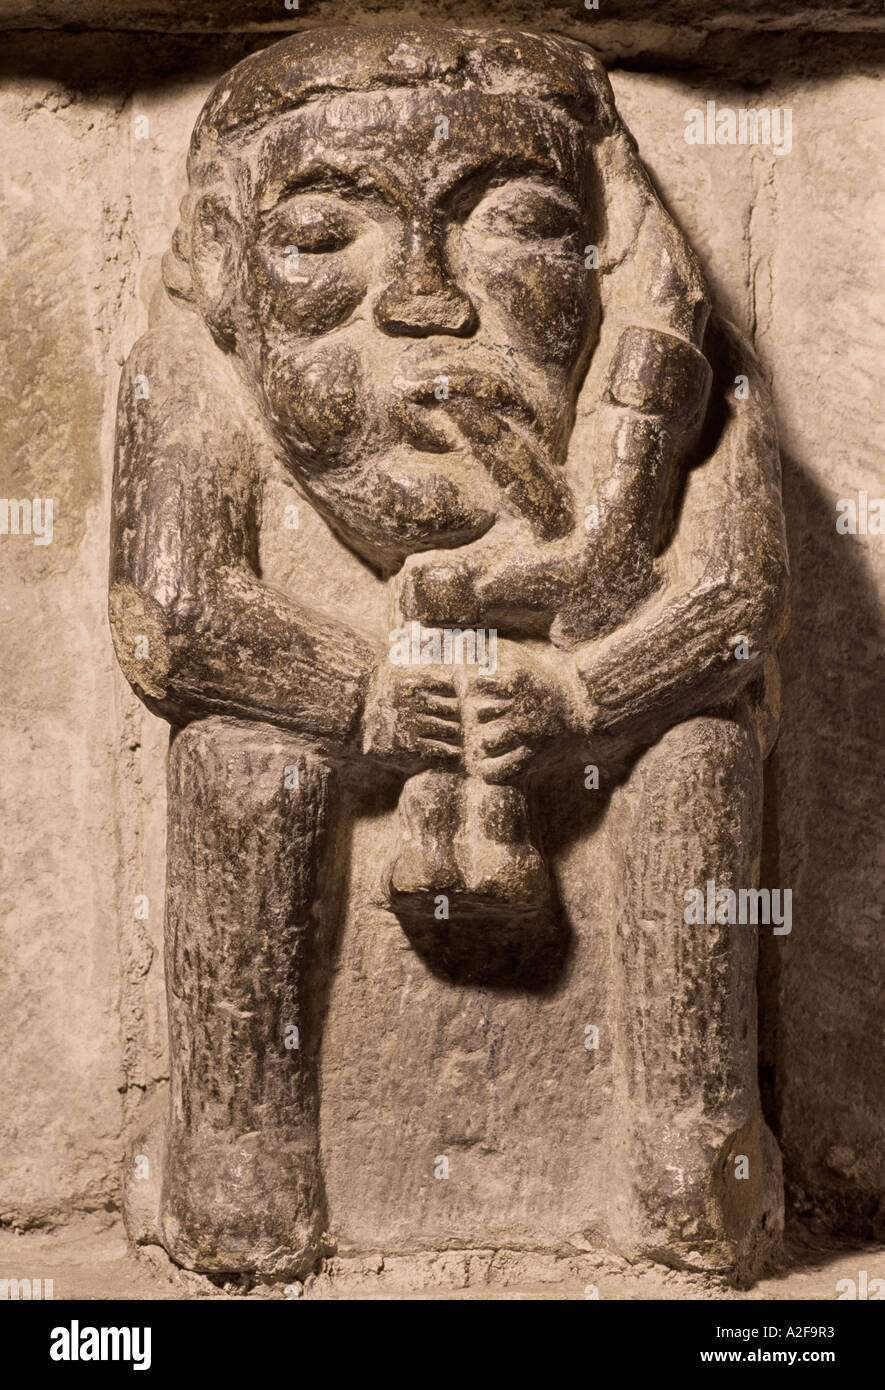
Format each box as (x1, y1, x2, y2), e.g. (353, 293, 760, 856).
(468, 184, 578, 242)
(263, 195, 357, 254)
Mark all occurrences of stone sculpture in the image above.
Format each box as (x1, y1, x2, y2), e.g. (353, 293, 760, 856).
(110, 26, 790, 1283)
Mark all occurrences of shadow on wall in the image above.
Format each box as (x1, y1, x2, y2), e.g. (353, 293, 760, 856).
(638, 122, 885, 1241)
(759, 455, 885, 1240)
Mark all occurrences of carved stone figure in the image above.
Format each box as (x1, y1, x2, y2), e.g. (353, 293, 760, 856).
(110, 26, 789, 1284)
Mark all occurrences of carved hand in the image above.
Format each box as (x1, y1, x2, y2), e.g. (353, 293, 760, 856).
(362, 661, 462, 771)
(463, 640, 587, 784)
(394, 551, 483, 629)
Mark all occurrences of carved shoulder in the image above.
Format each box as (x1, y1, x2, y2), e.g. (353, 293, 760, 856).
(111, 314, 261, 598)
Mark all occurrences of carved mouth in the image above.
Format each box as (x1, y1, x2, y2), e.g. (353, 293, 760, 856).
(402, 371, 535, 422)
(392, 371, 537, 453)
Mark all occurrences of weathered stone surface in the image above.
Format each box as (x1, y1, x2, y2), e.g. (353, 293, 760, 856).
(1, 0, 883, 33)
(104, 26, 791, 1282)
(609, 66, 885, 1239)
(0, 81, 133, 1226)
(0, 15, 881, 1292)
(753, 77, 885, 1235)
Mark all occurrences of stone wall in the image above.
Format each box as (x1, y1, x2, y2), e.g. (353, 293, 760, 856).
(1, 4, 882, 1243)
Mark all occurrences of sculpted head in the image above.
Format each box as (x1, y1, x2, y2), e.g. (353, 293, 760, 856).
(165, 28, 618, 569)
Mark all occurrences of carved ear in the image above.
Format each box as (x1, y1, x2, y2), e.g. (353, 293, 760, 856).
(189, 193, 240, 350)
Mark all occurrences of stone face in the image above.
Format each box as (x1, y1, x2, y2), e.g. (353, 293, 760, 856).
(107, 26, 790, 1281)
(0, 14, 881, 1293)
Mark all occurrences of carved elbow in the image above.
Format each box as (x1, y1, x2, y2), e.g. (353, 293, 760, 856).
(749, 547, 791, 651)
(723, 554, 790, 663)
(108, 580, 174, 701)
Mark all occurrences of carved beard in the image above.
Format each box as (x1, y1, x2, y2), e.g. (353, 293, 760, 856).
(252, 338, 576, 573)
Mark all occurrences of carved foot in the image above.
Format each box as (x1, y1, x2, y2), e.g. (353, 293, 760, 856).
(613, 1112, 783, 1281)
(123, 1092, 323, 1280)
(160, 1134, 324, 1280)
(387, 771, 552, 923)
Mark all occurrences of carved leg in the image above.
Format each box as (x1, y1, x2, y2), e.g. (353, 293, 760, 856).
(156, 717, 336, 1279)
(608, 712, 783, 1279)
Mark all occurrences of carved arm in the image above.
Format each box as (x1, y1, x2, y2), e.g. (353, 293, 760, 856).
(108, 317, 378, 749)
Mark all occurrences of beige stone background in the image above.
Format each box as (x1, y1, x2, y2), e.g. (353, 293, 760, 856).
(1, 0, 883, 1280)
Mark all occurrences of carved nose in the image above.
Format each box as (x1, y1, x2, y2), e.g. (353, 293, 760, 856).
(375, 227, 476, 338)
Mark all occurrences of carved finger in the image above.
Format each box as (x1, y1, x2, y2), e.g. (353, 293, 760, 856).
(413, 716, 462, 745)
(475, 746, 532, 782)
(414, 738, 462, 764)
(413, 691, 461, 719)
(410, 674, 458, 697)
(471, 674, 518, 698)
(478, 726, 525, 757)
(473, 698, 512, 723)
